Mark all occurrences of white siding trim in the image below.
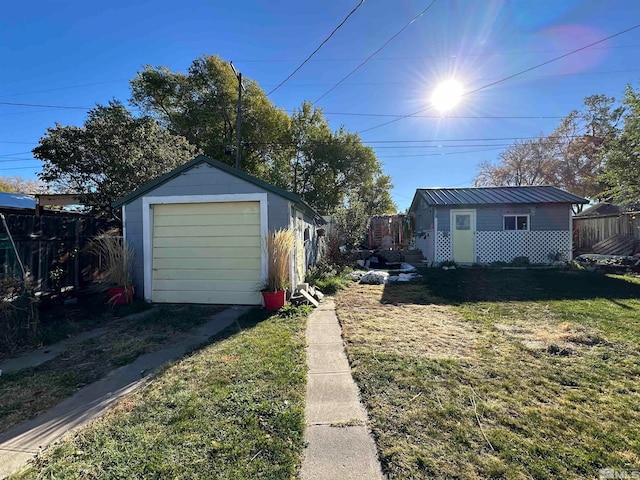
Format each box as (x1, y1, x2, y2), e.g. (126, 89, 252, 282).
(121, 206, 127, 242)
(569, 208, 573, 261)
(434, 208, 438, 262)
(141, 193, 268, 302)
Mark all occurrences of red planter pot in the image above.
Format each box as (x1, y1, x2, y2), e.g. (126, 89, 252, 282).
(108, 286, 135, 305)
(262, 290, 286, 311)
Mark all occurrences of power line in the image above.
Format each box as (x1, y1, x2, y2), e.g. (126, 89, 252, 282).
(0, 101, 91, 110)
(267, 0, 365, 96)
(0, 166, 40, 171)
(378, 148, 506, 158)
(0, 79, 128, 99)
(323, 112, 565, 119)
(236, 44, 640, 63)
(314, 0, 439, 103)
(359, 22, 640, 134)
(266, 67, 640, 88)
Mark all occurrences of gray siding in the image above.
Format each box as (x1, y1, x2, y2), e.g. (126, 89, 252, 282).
(414, 202, 434, 231)
(433, 203, 570, 232)
(435, 206, 451, 231)
(123, 163, 294, 298)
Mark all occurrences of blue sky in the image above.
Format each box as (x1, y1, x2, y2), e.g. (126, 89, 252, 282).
(1, 0, 639, 210)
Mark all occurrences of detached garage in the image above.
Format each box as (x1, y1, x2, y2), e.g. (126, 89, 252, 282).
(113, 155, 324, 305)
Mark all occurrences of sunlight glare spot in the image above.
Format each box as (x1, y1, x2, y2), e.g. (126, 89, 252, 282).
(431, 80, 464, 112)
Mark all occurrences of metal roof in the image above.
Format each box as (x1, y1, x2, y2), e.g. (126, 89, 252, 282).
(415, 186, 589, 206)
(0, 192, 36, 210)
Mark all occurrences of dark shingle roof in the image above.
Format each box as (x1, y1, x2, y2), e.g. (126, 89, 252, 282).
(414, 186, 588, 206)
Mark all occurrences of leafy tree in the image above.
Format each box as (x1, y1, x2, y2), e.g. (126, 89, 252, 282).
(131, 57, 395, 215)
(33, 101, 197, 218)
(551, 95, 623, 203)
(332, 200, 371, 251)
(602, 85, 640, 205)
(285, 102, 396, 214)
(130, 55, 291, 179)
(475, 95, 623, 212)
(0, 176, 44, 194)
(475, 136, 556, 187)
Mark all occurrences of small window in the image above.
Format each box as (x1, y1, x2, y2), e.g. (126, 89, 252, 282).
(504, 215, 529, 231)
(455, 214, 471, 230)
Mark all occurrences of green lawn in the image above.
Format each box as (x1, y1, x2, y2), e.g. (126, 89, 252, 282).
(12, 305, 309, 480)
(336, 269, 640, 480)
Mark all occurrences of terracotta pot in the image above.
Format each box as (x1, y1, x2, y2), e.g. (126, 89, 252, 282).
(108, 286, 134, 305)
(261, 290, 286, 311)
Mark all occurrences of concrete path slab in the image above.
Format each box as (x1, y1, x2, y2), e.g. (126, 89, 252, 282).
(306, 342, 350, 373)
(0, 309, 156, 376)
(306, 373, 368, 424)
(0, 305, 250, 479)
(301, 425, 384, 480)
(0, 328, 108, 375)
(301, 299, 384, 479)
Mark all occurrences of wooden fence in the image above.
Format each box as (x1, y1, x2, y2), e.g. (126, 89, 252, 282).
(573, 212, 640, 252)
(0, 213, 116, 293)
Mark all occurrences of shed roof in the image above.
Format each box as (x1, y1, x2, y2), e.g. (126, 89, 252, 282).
(112, 155, 324, 223)
(412, 186, 588, 208)
(0, 192, 36, 210)
(574, 202, 624, 218)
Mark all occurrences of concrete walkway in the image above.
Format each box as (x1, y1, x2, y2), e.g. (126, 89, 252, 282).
(0, 306, 250, 479)
(0, 309, 157, 376)
(301, 299, 384, 480)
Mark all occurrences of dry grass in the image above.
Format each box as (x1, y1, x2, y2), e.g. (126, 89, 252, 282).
(90, 234, 134, 287)
(336, 271, 640, 479)
(264, 228, 295, 291)
(336, 284, 478, 360)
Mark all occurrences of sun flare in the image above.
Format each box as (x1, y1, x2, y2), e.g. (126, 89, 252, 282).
(431, 79, 464, 112)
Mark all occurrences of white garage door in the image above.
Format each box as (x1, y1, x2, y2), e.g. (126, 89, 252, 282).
(151, 202, 262, 304)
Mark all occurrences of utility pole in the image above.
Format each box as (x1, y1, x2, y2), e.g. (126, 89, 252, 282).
(230, 61, 245, 170)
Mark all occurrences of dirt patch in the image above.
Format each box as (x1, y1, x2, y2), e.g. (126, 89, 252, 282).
(335, 284, 478, 360)
(495, 320, 609, 355)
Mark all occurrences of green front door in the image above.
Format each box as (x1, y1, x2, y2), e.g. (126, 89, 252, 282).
(451, 210, 475, 263)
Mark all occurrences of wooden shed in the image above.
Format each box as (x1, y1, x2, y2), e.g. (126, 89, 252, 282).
(113, 155, 324, 305)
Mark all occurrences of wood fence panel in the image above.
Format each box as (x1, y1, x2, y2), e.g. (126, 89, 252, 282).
(0, 214, 116, 293)
(573, 213, 640, 251)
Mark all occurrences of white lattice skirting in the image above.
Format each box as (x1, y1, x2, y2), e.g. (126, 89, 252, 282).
(476, 230, 571, 264)
(436, 231, 452, 262)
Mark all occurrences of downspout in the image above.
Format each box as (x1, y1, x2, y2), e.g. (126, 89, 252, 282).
(568, 206, 573, 261)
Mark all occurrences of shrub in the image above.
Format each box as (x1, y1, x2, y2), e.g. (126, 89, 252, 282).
(510, 256, 531, 267)
(0, 277, 39, 357)
(306, 261, 352, 294)
(264, 228, 296, 291)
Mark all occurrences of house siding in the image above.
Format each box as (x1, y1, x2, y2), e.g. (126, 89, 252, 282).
(432, 204, 569, 232)
(124, 163, 292, 297)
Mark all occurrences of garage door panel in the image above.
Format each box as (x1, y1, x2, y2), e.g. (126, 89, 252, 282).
(154, 202, 259, 216)
(153, 268, 260, 281)
(153, 279, 262, 293)
(153, 236, 261, 248)
(154, 257, 261, 271)
(153, 224, 260, 238)
(154, 290, 261, 305)
(153, 246, 261, 259)
(152, 201, 262, 305)
(154, 213, 261, 227)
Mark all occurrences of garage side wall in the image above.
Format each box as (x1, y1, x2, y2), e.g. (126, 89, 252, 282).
(123, 163, 290, 297)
